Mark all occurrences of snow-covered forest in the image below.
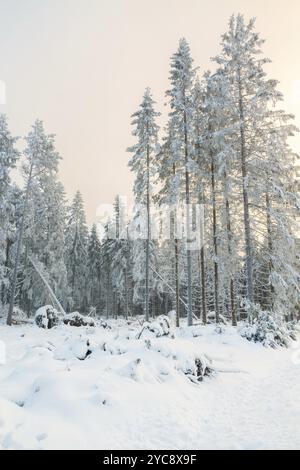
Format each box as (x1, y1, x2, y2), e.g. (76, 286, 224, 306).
(1, 15, 299, 333)
(0, 14, 300, 450)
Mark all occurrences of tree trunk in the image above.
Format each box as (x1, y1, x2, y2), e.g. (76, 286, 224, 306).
(266, 189, 274, 310)
(200, 246, 207, 324)
(172, 163, 180, 327)
(210, 132, 220, 324)
(224, 171, 237, 326)
(145, 143, 150, 322)
(197, 191, 207, 325)
(174, 237, 180, 327)
(106, 266, 110, 319)
(124, 264, 129, 320)
(183, 110, 193, 326)
(1, 237, 12, 304)
(238, 69, 254, 320)
(7, 161, 34, 325)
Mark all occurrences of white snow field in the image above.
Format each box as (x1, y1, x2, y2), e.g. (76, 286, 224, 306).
(0, 318, 299, 450)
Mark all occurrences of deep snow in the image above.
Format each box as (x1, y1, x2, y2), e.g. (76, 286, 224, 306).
(0, 318, 299, 450)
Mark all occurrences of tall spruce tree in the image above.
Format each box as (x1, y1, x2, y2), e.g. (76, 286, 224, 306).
(166, 38, 196, 326)
(7, 120, 60, 324)
(0, 115, 20, 308)
(127, 88, 160, 321)
(213, 14, 299, 320)
(87, 224, 102, 310)
(66, 191, 89, 312)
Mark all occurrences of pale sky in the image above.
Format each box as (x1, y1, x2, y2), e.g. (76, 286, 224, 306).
(1, 0, 300, 223)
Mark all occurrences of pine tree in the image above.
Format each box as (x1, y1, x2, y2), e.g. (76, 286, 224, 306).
(156, 120, 182, 325)
(214, 14, 299, 320)
(213, 15, 260, 318)
(109, 196, 132, 318)
(87, 224, 102, 310)
(166, 38, 196, 326)
(7, 120, 60, 324)
(192, 79, 208, 324)
(0, 115, 20, 308)
(127, 88, 160, 321)
(65, 191, 89, 312)
(21, 177, 68, 313)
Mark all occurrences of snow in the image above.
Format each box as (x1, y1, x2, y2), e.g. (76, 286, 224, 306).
(0, 319, 299, 450)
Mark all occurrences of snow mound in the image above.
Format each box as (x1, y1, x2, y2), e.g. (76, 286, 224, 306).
(54, 336, 95, 360)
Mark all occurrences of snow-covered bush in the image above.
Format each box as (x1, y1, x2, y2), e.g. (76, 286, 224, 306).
(207, 311, 227, 325)
(13, 307, 28, 322)
(137, 315, 172, 339)
(240, 312, 295, 348)
(286, 321, 300, 342)
(0, 305, 28, 324)
(63, 312, 95, 327)
(35, 305, 60, 329)
(99, 319, 111, 329)
(181, 356, 213, 383)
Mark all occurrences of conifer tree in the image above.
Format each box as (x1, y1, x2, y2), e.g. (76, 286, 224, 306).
(0, 115, 20, 308)
(87, 224, 102, 309)
(65, 191, 89, 312)
(166, 38, 196, 326)
(7, 120, 60, 324)
(127, 88, 160, 321)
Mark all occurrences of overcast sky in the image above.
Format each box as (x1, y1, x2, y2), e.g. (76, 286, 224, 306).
(1, 0, 300, 223)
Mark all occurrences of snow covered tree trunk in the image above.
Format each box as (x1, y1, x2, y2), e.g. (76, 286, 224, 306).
(265, 188, 274, 311)
(172, 164, 180, 327)
(210, 129, 220, 324)
(238, 69, 254, 320)
(28, 256, 66, 316)
(200, 246, 207, 324)
(145, 142, 150, 322)
(7, 161, 33, 325)
(223, 171, 237, 326)
(174, 237, 180, 327)
(124, 262, 129, 320)
(184, 109, 193, 327)
(197, 189, 207, 325)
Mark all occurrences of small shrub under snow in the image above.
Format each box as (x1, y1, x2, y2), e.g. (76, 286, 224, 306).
(137, 315, 172, 339)
(99, 319, 111, 329)
(63, 312, 95, 327)
(240, 312, 295, 348)
(183, 356, 214, 383)
(207, 311, 227, 325)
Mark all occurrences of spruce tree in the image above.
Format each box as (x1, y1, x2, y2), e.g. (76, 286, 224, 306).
(65, 191, 89, 312)
(166, 38, 196, 326)
(127, 88, 160, 321)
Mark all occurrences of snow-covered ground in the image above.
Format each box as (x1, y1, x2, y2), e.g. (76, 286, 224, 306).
(0, 318, 299, 450)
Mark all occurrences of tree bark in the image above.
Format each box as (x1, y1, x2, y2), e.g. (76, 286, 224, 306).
(238, 69, 254, 320)
(7, 160, 34, 325)
(266, 189, 274, 310)
(172, 164, 180, 327)
(224, 171, 237, 326)
(145, 142, 150, 322)
(183, 110, 193, 326)
(200, 245, 207, 324)
(210, 127, 220, 324)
